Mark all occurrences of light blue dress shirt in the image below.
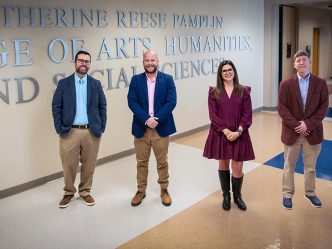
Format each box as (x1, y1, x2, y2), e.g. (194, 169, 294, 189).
(73, 74, 89, 125)
(297, 73, 310, 112)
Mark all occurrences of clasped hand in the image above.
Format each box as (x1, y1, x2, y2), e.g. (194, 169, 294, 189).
(294, 121, 310, 136)
(223, 129, 240, 141)
(146, 117, 158, 129)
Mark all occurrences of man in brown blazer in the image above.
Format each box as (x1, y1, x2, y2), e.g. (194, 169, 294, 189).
(278, 50, 329, 210)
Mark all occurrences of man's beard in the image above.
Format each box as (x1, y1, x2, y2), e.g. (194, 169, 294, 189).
(76, 65, 89, 75)
(144, 65, 157, 74)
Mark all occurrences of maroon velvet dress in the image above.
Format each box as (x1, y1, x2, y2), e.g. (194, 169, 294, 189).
(203, 86, 255, 161)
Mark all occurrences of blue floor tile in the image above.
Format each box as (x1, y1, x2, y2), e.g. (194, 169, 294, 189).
(264, 139, 332, 181)
(326, 107, 332, 118)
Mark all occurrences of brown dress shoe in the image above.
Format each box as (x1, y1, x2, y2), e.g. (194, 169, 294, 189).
(161, 189, 172, 206)
(82, 195, 95, 206)
(131, 191, 146, 206)
(59, 195, 74, 208)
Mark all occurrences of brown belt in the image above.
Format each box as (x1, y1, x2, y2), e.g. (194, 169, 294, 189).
(72, 124, 89, 129)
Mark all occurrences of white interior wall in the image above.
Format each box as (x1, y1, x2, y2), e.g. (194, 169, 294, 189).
(0, 0, 264, 191)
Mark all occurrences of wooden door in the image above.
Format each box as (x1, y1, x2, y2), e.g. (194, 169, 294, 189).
(312, 27, 320, 75)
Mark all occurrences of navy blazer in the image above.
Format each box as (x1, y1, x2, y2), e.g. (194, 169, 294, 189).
(52, 74, 107, 137)
(127, 71, 177, 138)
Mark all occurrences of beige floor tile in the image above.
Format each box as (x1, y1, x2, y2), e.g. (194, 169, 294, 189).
(119, 166, 332, 249)
(120, 112, 332, 249)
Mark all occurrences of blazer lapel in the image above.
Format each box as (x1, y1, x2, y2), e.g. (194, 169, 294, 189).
(87, 75, 92, 106)
(293, 75, 303, 109)
(305, 76, 314, 111)
(141, 73, 148, 103)
(69, 74, 76, 105)
(154, 72, 163, 103)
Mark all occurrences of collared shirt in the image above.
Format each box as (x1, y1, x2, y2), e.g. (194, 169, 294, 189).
(146, 72, 157, 117)
(73, 74, 89, 125)
(297, 72, 310, 111)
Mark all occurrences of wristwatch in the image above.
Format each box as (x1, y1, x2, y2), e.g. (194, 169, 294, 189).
(237, 129, 242, 136)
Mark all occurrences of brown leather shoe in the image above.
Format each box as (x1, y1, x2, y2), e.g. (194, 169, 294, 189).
(161, 189, 172, 206)
(59, 195, 74, 208)
(131, 191, 146, 206)
(82, 195, 95, 206)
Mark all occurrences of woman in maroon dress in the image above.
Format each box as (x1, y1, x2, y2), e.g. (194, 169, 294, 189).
(203, 60, 255, 211)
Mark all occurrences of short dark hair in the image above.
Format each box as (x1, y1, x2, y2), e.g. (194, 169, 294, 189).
(75, 50, 91, 61)
(294, 50, 310, 61)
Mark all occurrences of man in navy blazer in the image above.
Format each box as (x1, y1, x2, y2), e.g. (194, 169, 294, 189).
(52, 50, 107, 208)
(128, 50, 177, 207)
(278, 50, 328, 210)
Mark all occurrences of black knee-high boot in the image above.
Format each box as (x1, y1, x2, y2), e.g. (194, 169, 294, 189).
(232, 175, 247, 211)
(218, 170, 231, 211)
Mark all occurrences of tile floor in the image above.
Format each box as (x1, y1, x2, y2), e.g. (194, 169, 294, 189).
(1, 111, 331, 249)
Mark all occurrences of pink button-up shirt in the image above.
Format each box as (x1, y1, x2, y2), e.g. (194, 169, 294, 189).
(146, 72, 157, 117)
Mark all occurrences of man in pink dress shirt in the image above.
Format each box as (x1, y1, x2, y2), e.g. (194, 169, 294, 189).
(127, 50, 177, 207)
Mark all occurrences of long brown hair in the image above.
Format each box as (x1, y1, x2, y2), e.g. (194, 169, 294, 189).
(214, 60, 244, 100)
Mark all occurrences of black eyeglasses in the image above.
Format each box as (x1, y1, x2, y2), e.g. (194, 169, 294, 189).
(76, 59, 91, 65)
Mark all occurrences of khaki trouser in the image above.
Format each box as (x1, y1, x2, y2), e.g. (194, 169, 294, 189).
(134, 128, 170, 194)
(282, 136, 321, 198)
(60, 128, 101, 197)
